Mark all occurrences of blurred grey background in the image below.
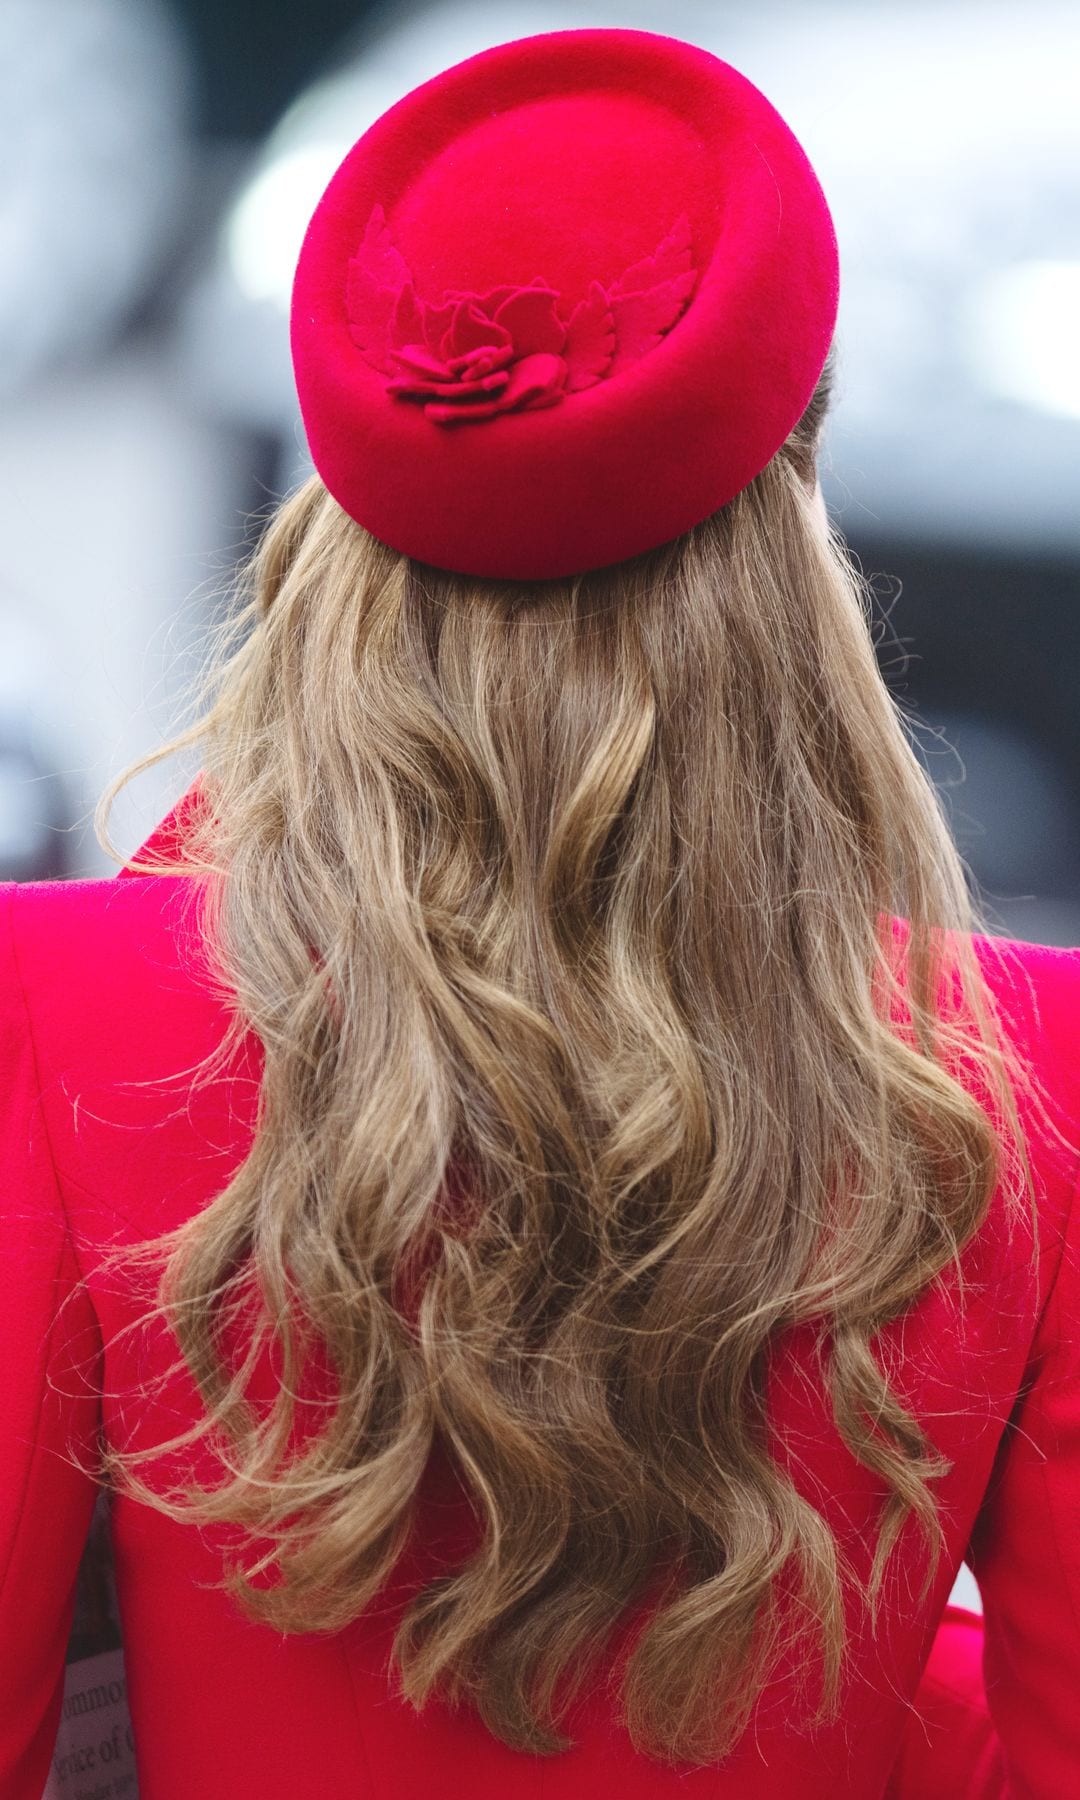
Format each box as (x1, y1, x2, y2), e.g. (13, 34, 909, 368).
(3, 0, 1077, 975)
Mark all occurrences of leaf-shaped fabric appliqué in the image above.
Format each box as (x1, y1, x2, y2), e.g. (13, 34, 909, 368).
(344, 206, 697, 427)
(345, 203, 416, 374)
(604, 214, 698, 379)
(606, 214, 695, 299)
(562, 281, 616, 392)
(606, 269, 699, 376)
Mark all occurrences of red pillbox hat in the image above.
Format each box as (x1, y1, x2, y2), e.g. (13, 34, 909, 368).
(290, 27, 839, 580)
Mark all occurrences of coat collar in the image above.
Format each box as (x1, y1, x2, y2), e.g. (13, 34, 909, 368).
(117, 773, 207, 877)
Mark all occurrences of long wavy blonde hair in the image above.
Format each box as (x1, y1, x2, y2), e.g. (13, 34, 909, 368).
(91, 353, 1042, 1767)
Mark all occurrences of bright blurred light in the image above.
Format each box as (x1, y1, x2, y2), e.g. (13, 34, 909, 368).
(964, 260, 1080, 420)
(0, 0, 190, 398)
(225, 142, 348, 307)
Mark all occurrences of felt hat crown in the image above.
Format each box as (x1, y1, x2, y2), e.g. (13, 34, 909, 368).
(291, 27, 839, 580)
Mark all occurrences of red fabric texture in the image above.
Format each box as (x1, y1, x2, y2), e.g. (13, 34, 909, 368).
(290, 28, 839, 578)
(2, 782, 1080, 1796)
(881, 1606, 1007, 1799)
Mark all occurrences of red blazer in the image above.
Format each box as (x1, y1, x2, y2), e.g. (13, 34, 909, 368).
(2, 786, 1079, 1799)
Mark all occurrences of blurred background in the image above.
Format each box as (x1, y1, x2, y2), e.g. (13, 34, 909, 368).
(7, 0, 1077, 1619)
(3, 0, 1077, 951)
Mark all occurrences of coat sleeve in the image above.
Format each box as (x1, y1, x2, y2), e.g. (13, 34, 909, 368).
(963, 1168, 1080, 1793)
(0, 882, 103, 1799)
(962, 946, 1080, 1795)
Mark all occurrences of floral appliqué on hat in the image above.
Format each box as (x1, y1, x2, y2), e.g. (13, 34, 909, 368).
(346, 204, 698, 426)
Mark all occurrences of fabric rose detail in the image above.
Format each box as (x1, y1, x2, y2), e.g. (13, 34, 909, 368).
(346, 204, 697, 428)
(383, 284, 569, 424)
